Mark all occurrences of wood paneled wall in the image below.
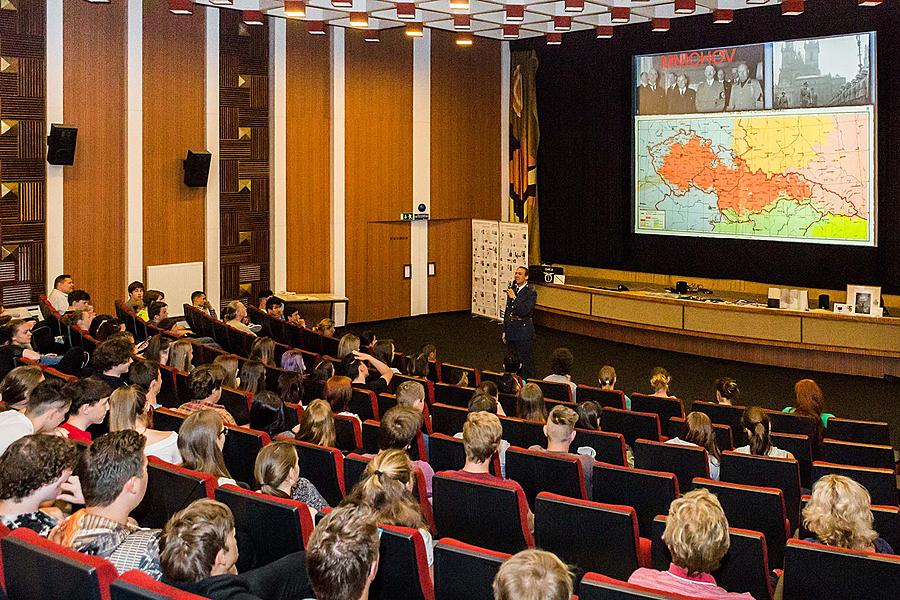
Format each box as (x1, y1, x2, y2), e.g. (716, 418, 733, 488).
(285, 21, 330, 293)
(0, 0, 46, 307)
(345, 28, 413, 322)
(429, 30, 502, 313)
(63, 0, 127, 313)
(142, 4, 206, 271)
(219, 11, 269, 305)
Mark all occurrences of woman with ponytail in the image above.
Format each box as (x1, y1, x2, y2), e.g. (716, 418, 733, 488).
(735, 407, 794, 459)
(253, 441, 328, 513)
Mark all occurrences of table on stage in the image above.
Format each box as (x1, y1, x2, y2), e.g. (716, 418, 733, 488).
(274, 292, 349, 326)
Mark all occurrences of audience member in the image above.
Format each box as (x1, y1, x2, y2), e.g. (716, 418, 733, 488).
(177, 364, 237, 426)
(239, 360, 266, 395)
(92, 337, 134, 389)
(191, 290, 217, 318)
(315, 318, 336, 338)
(0, 435, 81, 535)
(453, 411, 507, 481)
(0, 365, 44, 410)
(322, 375, 353, 417)
(575, 400, 601, 431)
(666, 412, 721, 480)
(502, 352, 523, 378)
(529, 405, 595, 496)
(160, 499, 313, 599)
(628, 489, 753, 598)
(306, 359, 335, 402)
(498, 372, 521, 396)
(90, 314, 125, 342)
(144, 334, 171, 366)
(254, 441, 328, 512)
(136, 290, 164, 321)
(803, 474, 894, 554)
(67, 290, 93, 314)
(125, 281, 144, 311)
(714, 378, 740, 406)
(516, 383, 548, 422)
(295, 399, 337, 447)
(543, 347, 576, 401)
(213, 353, 241, 389)
(167, 339, 194, 373)
(48, 273, 75, 313)
(249, 337, 276, 367)
(784, 378, 830, 450)
(358, 330, 377, 353)
(60, 378, 111, 443)
(373, 406, 433, 497)
(337, 333, 360, 360)
(0, 379, 71, 454)
(492, 549, 572, 600)
(61, 308, 94, 333)
(598, 365, 631, 409)
(51, 430, 162, 578)
(127, 359, 162, 407)
(395, 380, 426, 414)
(346, 351, 394, 395)
(249, 391, 293, 438)
(372, 339, 399, 373)
(735, 406, 794, 459)
(257, 290, 274, 312)
(650, 367, 675, 398)
(3, 318, 73, 369)
(147, 301, 187, 337)
(224, 301, 257, 337)
(278, 371, 304, 406)
(109, 384, 181, 463)
(280, 349, 306, 374)
(178, 410, 236, 486)
(305, 505, 379, 600)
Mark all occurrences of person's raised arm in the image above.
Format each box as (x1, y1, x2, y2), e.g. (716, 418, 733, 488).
(353, 350, 393, 384)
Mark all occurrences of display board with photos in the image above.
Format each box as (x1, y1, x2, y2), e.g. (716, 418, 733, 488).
(471, 220, 528, 321)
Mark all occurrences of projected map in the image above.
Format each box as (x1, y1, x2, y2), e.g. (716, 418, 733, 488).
(635, 107, 874, 245)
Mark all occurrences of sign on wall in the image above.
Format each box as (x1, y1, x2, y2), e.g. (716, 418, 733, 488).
(471, 220, 528, 321)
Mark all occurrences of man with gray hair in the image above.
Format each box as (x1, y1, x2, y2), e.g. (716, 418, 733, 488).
(726, 62, 763, 111)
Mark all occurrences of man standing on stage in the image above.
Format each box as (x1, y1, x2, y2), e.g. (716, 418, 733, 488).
(503, 267, 537, 379)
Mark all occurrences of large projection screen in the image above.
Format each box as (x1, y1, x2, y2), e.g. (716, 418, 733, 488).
(633, 32, 876, 246)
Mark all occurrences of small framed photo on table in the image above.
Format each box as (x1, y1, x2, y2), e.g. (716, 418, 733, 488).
(846, 285, 882, 316)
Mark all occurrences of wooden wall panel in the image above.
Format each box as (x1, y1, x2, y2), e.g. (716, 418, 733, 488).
(345, 27, 413, 322)
(0, 0, 46, 307)
(428, 30, 501, 313)
(63, 0, 127, 313)
(285, 21, 330, 293)
(142, 3, 205, 271)
(220, 11, 268, 306)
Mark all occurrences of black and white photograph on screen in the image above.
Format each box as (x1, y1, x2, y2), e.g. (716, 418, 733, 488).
(635, 43, 766, 115)
(773, 33, 874, 109)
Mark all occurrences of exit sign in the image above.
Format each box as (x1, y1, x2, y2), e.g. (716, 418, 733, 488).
(401, 212, 414, 221)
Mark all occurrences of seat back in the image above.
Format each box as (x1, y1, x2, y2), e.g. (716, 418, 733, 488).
(649, 516, 772, 600)
(720, 450, 801, 532)
(505, 447, 587, 507)
(782, 539, 900, 600)
(767, 410, 820, 440)
(526, 378, 573, 402)
(497, 392, 517, 416)
(498, 416, 547, 449)
(132, 457, 217, 529)
(771, 432, 812, 488)
(430, 403, 469, 436)
(377, 393, 399, 417)
(362, 419, 380, 454)
(280, 438, 345, 506)
(633, 439, 708, 492)
(691, 401, 748, 446)
(573, 428, 628, 466)
(872, 505, 900, 552)
(111, 570, 208, 600)
(155, 366, 180, 408)
(219, 387, 252, 427)
(344, 453, 371, 494)
(441, 363, 476, 387)
(350, 388, 378, 422)
(821, 439, 895, 470)
(810, 461, 897, 506)
(592, 463, 679, 538)
(370, 525, 434, 600)
(826, 417, 891, 446)
(601, 407, 661, 446)
(214, 484, 313, 570)
(150, 407, 186, 432)
(2, 528, 118, 600)
(432, 472, 533, 553)
(668, 416, 733, 451)
(478, 370, 504, 385)
(221, 425, 269, 487)
(629, 393, 684, 425)
(433, 539, 509, 600)
(577, 385, 626, 409)
(694, 478, 789, 567)
(434, 383, 476, 408)
(427, 434, 501, 477)
(578, 572, 694, 600)
(535, 493, 642, 581)
(334, 414, 362, 452)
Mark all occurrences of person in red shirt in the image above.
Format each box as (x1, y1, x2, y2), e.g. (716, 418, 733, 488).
(60, 378, 112, 443)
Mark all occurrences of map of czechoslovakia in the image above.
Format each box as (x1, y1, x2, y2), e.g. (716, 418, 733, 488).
(635, 107, 874, 245)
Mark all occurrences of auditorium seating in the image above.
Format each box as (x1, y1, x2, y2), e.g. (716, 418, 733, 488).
(691, 401, 748, 446)
(334, 414, 363, 452)
(278, 438, 345, 506)
(872, 505, 900, 551)
(427, 434, 502, 477)
(649, 516, 773, 600)
(781, 539, 900, 600)
(526, 378, 573, 402)
(577, 572, 694, 600)
(221, 424, 270, 487)
(369, 525, 435, 600)
(344, 452, 370, 493)
(535, 492, 649, 581)
(362, 419, 380, 454)
(149, 407, 185, 432)
(110, 570, 207, 600)
(441, 363, 476, 388)
(577, 385, 626, 409)
(826, 417, 891, 446)
(498, 416, 547, 449)
(767, 410, 820, 441)
(350, 387, 379, 422)
(633, 439, 708, 492)
(809, 462, 897, 506)
(434, 383, 476, 408)
(592, 463, 679, 538)
(219, 386, 252, 426)
(432, 471, 533, 553)
(629, 393, 684, 426)
(573, 428, 629, 466)
(821, 438, 895, 470)
(433, 539, 510, 600)
(477, 370, 504, 385)
(430, 403, 469, 437)
(505, 446, 587, 506)
(132, 457, 216, 529)
(771, 432, 813, 488)
(719, 450, 801, 532)
(601, 407, 662, 446)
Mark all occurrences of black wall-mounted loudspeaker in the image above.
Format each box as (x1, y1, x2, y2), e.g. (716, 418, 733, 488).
(183, 150, 211, 187)
(819, 294, 830, 310)
(47, 124, 77, 165)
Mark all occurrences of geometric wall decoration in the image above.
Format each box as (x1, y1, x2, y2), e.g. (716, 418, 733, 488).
(0, 0, 46, 306)
(220, 9, 269, 307)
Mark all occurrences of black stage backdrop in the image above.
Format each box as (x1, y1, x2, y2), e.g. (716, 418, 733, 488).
(512, 0, 900, 294)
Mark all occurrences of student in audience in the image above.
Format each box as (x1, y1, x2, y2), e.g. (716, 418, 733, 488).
(323, 375, 355, 418)
(109, 384, 181, 463)
(529, 405, 595, 496)
(0, 379, 71, 454)
(213, 353, 241, 389)
(47, 273, 75, 313)
(337, 333, 360, 360)
(341, 449, 433, 567)
(160, 499, 313, 600)
(144, 334, 171, 366)
(167, 339, 194, 373)
(265, 296, 285, 319)
(60, 378, 111, 443)
(2, 318, 68, 368)
(666, 412, 721, 480)
(190, 290, 217, 318)
(598, 365, 631, 409)
(650, 367, 675, 397)
(254, 441, 328, 512)
(51, 430, 162, 578)
(492, 549, 572, 600)
(543, 347, 577, 401)
(90, 315, 126, 342)
(305, 505, 380, 600)
(714, 378, 740, 406)
(502, 352, 523, 378)
(61, 308, 94, 334)
(345, 350, 394, 395)
(516, 383, 548, 422)
(359, 331, 377, 354)
(396, 380, 426, 414)
(315, 318, 336, 338)
(67, 290, 93, 314)
(128, 359, 163, 407)
(785, 379, 830, 452)
(453, 411, 505, 480)
(92, 337, 134, 389)
(147, 301, 187, 337)
(239, 360, 266, 396)
(224, 300, 257, 337)
(306, 359, 335, 403)
(406, 353, 429, 378)
(278, 371, 304, 406)
(498, 372, 522, 396)
(735, 407, 794, 459)
(177, 364, 237, 425)
(256, 290, 274, 312)
(576, 400, 601, 430)
(249, 336, 276, 367)
(803, 474, 894, 554)
(373, 339, 399, 374)
(628, 488, 753, 598)
(295, 399, 337, 448)
(136, 290, 164, 321)
(178, 410, 236, 486)
(249, 391, 293, 438)
(0, 364, 44, 410)
(0, 435, 82, 535)
(280, 349, 306, 374)
(373, 406, 433, 497)
(126, 281, 145, 312)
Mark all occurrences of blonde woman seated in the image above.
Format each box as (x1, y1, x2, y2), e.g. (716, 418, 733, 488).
(340, 448, 434, 570)
(294, 399, 336, 448)
(628, 488, 753, 598)
(649, 367, 677, 398)
(108, 384, 181, 464)
(666, 412, 721, 480)
(178, 410, 237, 486)
(254, 441, 328, 515)
(493, 549, 572, 600)
(803, 474, 894, 554)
